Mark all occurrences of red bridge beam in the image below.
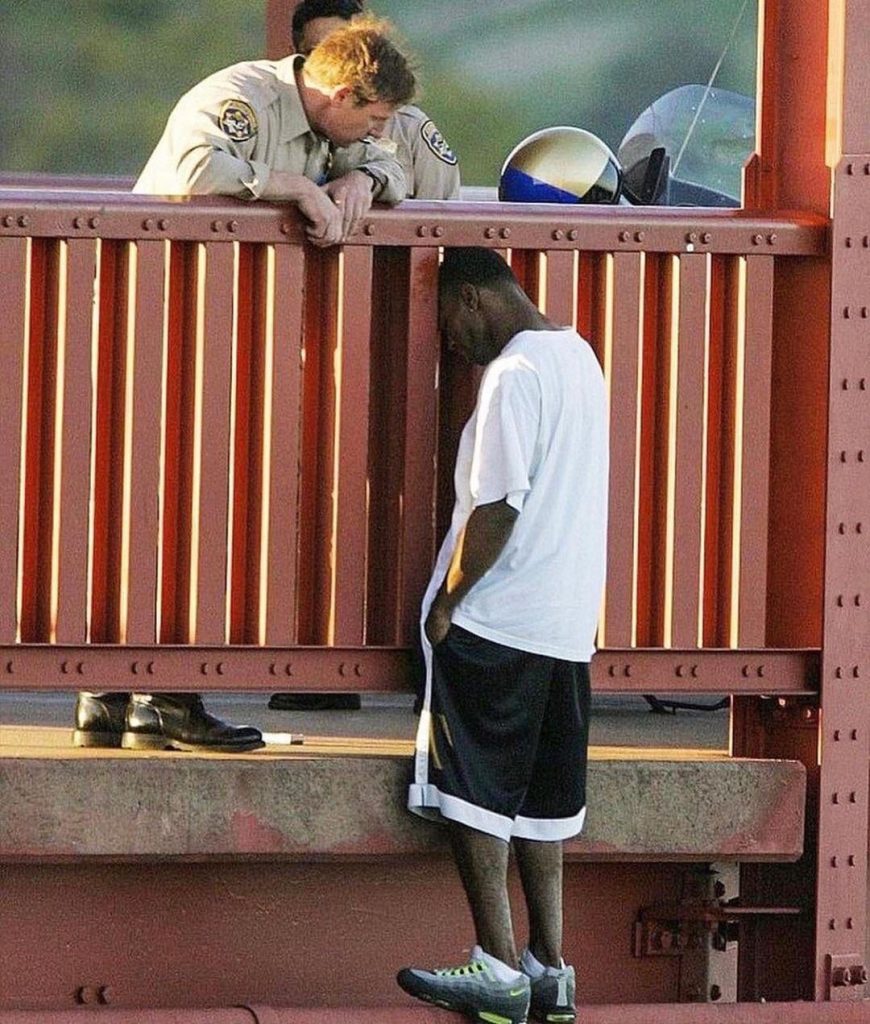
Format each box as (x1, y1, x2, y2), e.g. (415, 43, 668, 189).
(0, 645, 819, 694)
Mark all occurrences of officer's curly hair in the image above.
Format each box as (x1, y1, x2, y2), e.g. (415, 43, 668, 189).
(304, 15, 416, 107)
(291, 0, 364, 53)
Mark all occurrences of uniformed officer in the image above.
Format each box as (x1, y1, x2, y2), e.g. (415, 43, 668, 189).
(292, 0, 461, 200)
(134, 16, 416, 246)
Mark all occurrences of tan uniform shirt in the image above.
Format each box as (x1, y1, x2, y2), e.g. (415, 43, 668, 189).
(134, 55, 405, 203)
(344, 105, 460, 200)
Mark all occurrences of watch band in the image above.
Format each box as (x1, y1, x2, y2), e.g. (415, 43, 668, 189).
(358, 166, 384, 197)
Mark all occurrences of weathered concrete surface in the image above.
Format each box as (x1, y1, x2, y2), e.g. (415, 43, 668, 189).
(0, 753, 805, 861)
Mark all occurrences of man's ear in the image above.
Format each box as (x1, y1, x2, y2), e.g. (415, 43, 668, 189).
(459, 282, 479, 311)
(330, 85, 354, 105)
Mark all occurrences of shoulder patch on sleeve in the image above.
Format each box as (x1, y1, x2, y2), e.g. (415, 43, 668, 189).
(219, 99, 258, 142)
(420, 119, 457, 165)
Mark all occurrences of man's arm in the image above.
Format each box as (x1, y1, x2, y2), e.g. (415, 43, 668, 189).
(425, 499, 519, 646)
(328, 138, 408, 204)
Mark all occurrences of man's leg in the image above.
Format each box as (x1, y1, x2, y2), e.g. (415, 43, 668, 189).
(513, 836, 563, 967)
(450, 821, 517, 967)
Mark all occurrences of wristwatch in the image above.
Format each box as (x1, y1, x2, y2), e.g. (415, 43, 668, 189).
(357, 166, 384, 197)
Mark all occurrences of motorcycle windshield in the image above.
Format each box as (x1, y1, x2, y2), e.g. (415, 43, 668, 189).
(617, 85, 755, 204)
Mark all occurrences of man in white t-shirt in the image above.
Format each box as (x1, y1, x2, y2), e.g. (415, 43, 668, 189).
(398, 248, 609, 1024)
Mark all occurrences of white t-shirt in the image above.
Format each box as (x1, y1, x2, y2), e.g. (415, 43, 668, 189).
(422, 328, 609, 662)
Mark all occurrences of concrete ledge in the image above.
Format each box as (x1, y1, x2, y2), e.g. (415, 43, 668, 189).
(0, 753, 805, 862)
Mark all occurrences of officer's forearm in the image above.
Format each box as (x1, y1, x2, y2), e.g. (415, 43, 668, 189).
(436, 500, 519, 612)
(260, 171, 319, 202)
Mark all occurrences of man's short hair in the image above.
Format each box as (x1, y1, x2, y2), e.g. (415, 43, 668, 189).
(304, 15, 416, 107)
(291, 0, 364, 52)
(439, 247, 518, 295)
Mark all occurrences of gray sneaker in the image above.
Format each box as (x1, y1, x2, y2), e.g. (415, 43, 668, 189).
(397, 945, 531, 1024)
(521, 952, 576, 1024)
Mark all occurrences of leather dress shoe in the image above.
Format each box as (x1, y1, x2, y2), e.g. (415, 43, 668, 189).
(121, 693, 264, 752)
(73, 691, 131, 748)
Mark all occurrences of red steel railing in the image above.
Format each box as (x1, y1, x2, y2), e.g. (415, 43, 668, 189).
(0, 189, 827, 693)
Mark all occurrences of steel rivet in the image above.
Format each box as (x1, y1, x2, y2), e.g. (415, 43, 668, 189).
(619, 231, 631, 243)
(856, 595, 862, 606)
(5, 661, 13, 674)
(216, 662, 225, 676)
(484, 227, 496, 239)
(98, 986, 112, 1005)
(742, 665, 750, 678)
(280, 222, 293, 235)
(852, 730, 859, 741)
(843, 379, 850, 390)
(830, 918, 837, 930)
(846, 163, 854, 175)
(690, 666, 699, 678)
(865, 164, 870, 175)
(832, 855, 839, 866)
(363, 223, 374, 236)
(701, 232, 712, 244)
(228, 220, 239, 233)
(76, 986, 98, 1006)
(624, 665, 632, 678)
(18, 215, 29, 228)
(285, 664, 293, 676)
(835, 667, 843, 678)
(833, 792, 840, 804)
(676, 664, 685, 677)
(686, 232, 698, 243)
(860, 380, 867, 390)
(269, 663, 278, 676)
(500, 228, 511, 239)
(433, 226, 445, 238)
(77, 662, 84, 675)
(608, 665, 617, 677)
(567, 229, 579, 241)
(131, 661, 140, 675)
(61, 661, 70, 674)
(862, 308, 869, 319)
(757, 666, 765, 678)
(147, 662, 155, 675)
(354, 664, 363, 678)
(158, 219, 169, 230)
(339, 663, 347, 677)
(859, 451, 866, 462)
(840, 451, 848, 462)
(857, 523, 864, 533)
(89, 217, 100, 229)
(834, 730, 841, 741)
(845, 237, 853, 247)
(844, 307, 851, 319)
(847, 918, 854, 929)
(837, 595, 844, 607)
(417, 225, 429, 237)
(73, 216, 84, 229)
(552, 229, 564, 241)
(838, 523, 846, 534)
(635, 231, 645, 242)
(864, 236, 870, 248)
(850, 792, 858, 803)
(752, 234, 763, 245)
(767, 233, 776, 245)
(849, 855, 856, 865)
(201, 663, 209, 675)
(2, 215, 13, 228)
(143, 218, 154, 231)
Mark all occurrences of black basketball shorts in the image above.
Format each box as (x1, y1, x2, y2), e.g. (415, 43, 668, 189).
(407, 623, 590, 841)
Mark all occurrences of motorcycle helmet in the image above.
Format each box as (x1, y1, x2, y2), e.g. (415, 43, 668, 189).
(499, 126, 623, 204)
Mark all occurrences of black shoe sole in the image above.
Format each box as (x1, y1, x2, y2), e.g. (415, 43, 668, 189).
(72, 729, 122, 748)
(120, 732, 265, 753)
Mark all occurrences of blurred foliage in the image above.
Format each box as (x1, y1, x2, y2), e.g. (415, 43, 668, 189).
(0, 1, 756, 185)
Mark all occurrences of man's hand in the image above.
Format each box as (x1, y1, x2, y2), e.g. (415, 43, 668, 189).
(321, 170, 375, 239)
(295, 180, 345, 247)
(424, 594, 453, 648)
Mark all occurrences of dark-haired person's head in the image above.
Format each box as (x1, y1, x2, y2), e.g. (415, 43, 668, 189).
(292, 0, 365, 55)
(438, 248, 534, 365)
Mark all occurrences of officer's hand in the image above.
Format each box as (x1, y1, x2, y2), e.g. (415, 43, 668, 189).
(321, 171, 374, 240)
(295, 181, 344, 248)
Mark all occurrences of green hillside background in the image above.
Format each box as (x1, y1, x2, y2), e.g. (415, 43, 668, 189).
(0, 0, 756, 186)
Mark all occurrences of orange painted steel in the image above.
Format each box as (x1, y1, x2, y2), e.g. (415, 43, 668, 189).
(0, 196, 827, 695)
